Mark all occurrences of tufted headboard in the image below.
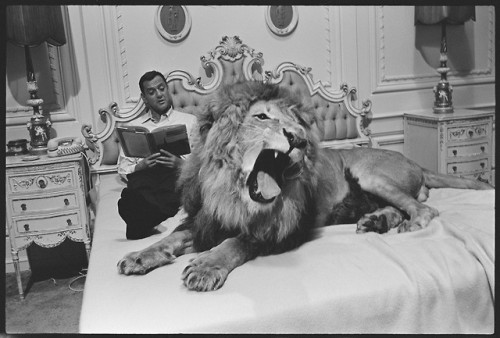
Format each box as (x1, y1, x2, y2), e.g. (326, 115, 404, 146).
(81, 35, 376, 174)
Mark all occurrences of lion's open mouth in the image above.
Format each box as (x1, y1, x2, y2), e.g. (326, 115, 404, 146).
(247, 149, 292, 204)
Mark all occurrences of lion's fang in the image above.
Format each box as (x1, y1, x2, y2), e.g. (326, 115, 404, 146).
(274, 151, 278, 159)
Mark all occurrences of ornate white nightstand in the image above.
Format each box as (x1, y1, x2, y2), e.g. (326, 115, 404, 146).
(5, 153, 92, 299)
(404, 109, 494, 185)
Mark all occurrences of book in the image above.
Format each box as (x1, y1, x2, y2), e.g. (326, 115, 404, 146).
(116, 124, 191, 158)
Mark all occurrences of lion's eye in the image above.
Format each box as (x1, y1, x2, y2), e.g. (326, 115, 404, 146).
(255, 113, 270, 120)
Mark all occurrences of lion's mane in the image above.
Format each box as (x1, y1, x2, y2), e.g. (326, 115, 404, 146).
(177, 81, 321, 255)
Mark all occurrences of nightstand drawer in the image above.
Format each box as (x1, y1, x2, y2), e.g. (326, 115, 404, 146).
(447, 158, 488, 175)
(11, 192, 79, 215)
(5, 153, 92, 300)
(447, 142, 488, 158)
(14, 211, 81, 235)
(448, 123, 489, 142)
(7, 167, 76, 194)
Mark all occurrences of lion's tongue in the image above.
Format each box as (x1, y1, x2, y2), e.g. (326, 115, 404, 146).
(257, 171, 281, 199)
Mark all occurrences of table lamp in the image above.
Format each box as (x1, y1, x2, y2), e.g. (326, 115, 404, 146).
(415, 6, 475, 114)
(6, 5, 67, 154)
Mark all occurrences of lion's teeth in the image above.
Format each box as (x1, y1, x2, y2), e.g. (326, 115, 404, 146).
(274, 151, 278, 159)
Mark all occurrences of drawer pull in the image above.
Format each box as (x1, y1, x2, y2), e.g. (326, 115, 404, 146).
(36, 177, 48, 189)
(452, 166, 457, 173)
(24, 224, 30, 232)
(480, 162, 485, 169)
(64, 198, 69, 206)
(66, 219, 72, 226)
(468, 130, 474, 138)
(452, 150, 457, 156)
(21, 203, 27, 211)
(480, 146, 485, 153)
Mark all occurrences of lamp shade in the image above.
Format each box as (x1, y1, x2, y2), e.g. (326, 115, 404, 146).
(415, 6, 475, 26)
(6, 5, 66, 47)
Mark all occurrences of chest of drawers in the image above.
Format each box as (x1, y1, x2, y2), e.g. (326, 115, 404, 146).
(404, 109, 494, 185)
(5, 153, 92, 299)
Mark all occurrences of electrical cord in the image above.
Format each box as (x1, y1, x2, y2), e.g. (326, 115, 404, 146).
(69, 268, 87, 292)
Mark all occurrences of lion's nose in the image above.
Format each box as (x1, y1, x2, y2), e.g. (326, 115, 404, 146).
(283, 128, 307, 149)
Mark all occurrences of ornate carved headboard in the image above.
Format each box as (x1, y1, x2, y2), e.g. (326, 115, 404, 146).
(82, 35, 375, 174)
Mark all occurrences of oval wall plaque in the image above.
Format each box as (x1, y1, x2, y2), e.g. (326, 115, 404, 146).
(155, 6, 191, 43)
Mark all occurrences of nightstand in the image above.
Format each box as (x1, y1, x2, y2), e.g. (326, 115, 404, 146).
(5, 153, 92, 299)
(404, 109, 494, 185)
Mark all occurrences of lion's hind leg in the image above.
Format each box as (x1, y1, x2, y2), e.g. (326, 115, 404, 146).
(356, 206, 406, 234)
(355, 176, 439, 233)
(117, 229, 194, 275)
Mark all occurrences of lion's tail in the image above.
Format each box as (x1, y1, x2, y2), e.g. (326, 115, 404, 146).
(422, 168, 493, 190)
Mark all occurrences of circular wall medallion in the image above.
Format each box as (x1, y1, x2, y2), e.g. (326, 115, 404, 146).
(265, 6, 298, 36)
(155, 6, 191, 43)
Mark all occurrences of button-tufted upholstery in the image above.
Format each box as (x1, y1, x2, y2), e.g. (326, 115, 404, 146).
(82, 36, 373, 174)
(168, 79, 207, 116)
(276, 71, 358, 142)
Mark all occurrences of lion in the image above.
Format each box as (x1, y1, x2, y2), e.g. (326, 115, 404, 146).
(117, 81, 492, 291)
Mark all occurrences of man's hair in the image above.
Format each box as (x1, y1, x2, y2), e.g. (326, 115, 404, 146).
(139, 70, 167, 94)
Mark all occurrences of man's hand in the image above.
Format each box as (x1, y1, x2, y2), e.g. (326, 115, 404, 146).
(155, 149, 184, 169)
(134, 153, 161, 172)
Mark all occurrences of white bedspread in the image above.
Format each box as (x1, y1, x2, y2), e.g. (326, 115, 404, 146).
(79, 173, 494, 334)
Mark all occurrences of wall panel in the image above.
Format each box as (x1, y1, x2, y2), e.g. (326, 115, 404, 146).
(5, 5, 495, 149)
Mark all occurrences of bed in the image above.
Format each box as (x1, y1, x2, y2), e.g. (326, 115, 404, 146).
(79, 36, 494, 334)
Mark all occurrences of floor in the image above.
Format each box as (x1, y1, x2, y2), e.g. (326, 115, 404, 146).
(4, 270, 84, 334)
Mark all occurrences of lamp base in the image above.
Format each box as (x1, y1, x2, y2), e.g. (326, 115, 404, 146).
(433, 106, 454, 114)
(27, 114, 52, 154)
(29, 146, 49, 155)
(433, 80, 453, 114)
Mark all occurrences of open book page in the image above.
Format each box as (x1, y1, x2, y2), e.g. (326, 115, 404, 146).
(116, 124, 190, 158)
(150, 124, 190, 156)
(116, 126, 153, 158)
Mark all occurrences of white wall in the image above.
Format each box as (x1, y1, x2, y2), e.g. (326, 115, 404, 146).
(4, 6, 496, 271)
(6, 5, 495, 151)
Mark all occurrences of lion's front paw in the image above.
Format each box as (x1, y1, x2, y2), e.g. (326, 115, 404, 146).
(117, 250, 176, 275)
(181, 255, 229, 292)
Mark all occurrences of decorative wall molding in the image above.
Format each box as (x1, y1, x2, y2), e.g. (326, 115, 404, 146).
(373, 6, 495, 94)
(324, 6, 332, 83)
(116, 6, 133, 104)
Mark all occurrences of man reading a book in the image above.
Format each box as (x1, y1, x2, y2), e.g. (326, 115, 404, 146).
(117, 70, 197, 239)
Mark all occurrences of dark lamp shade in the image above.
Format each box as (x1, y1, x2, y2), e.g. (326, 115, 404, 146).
(6, 5, 66, 47)
(415, 6, 475, 26)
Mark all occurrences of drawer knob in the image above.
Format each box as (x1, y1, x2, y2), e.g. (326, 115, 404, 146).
(468, 130, 474, 138)
(452, 166, 457, 173)
(480, 146, 485, 153)
(452, 150, 457, 156)
(480, 162, 485, 169)
(64, 198, 69, 206)
(24, 224, 30, 232)
(21, 203, 27, 211)
(66, 219, 72, 226)
(36, 177, 48, 189)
